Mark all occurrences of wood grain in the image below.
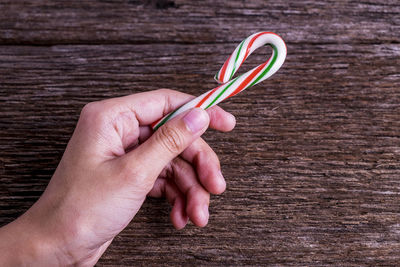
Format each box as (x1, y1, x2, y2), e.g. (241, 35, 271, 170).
(1, 0, 400, 266)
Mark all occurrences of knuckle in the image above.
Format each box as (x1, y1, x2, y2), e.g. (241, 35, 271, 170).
(80, 102, 99, 117)
(80, 101, 104, 122)
(172, 157, 185, 172)
(80, 101, 109, 126)
(156, 125, 186, 154)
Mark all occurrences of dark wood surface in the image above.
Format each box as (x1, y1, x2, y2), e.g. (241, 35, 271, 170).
(1, 0, 400, 266)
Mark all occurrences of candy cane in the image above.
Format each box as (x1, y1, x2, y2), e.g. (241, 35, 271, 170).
(151, 32, 287, 130)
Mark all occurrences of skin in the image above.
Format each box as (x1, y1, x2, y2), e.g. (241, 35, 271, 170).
(0, 89, 236, 266)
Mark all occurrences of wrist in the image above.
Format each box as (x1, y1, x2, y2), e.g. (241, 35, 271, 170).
(20, 192, 107, 266)
(0, 217, 55, 265)
(0, 208, 72, 266)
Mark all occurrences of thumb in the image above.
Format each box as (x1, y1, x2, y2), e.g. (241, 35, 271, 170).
(122, 108, 210, 183)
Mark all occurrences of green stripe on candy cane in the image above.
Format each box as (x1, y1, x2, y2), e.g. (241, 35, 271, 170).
(229, 40, 245, 81)
(248, 44, 278, 88)
(205, 77, 239, 109)
(152, 108, 180, 131)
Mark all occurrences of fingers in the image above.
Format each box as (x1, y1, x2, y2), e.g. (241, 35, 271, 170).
(148, 138, 224, 229)
(119, 108, 209, 192)
(134, 111, 232, 201)
(181, 138, 226, 195)
(137, 104, 235, 145)
(77, 89, 235, 158)
(101, 89, 195, 126)
(148, 157, 211, 228)
(103, 89, 236, 129)
(100, 88, 235, 129)
(148, 178, 189, 229)
(170, 158, 210, 227)
(206, 105, 236, 132)
(165, 181, 189, 230)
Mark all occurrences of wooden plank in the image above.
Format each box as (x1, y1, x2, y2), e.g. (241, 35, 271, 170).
(0, 0, 399, 45)
(1, 0, 400, 265)
(1, 40, 400, 265)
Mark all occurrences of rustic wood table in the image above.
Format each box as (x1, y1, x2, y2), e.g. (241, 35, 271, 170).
(1, 0, 399, 266)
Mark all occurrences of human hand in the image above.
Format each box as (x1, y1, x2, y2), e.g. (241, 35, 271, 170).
(0, 89, 235, 266)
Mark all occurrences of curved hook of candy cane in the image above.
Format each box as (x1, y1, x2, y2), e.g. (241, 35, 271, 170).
(151, 32, 287, 130)
(215, 32, 287, 85)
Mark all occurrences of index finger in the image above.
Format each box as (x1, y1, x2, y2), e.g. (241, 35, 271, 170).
(107, 89, 194, 126)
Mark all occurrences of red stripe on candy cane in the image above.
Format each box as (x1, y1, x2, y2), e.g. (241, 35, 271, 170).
(151, 118, 162, 129)
(195, 84, 223, 108)
(218, 54, 232, 82)
(243, 32, 265, 62)
(231, 32, 269, 80)
(227, 60, 268, 99)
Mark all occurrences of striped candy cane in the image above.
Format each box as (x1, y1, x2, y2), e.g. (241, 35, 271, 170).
(151, 32, 287, 130)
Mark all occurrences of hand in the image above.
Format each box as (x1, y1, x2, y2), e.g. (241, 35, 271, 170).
(0, 89, 235, 266)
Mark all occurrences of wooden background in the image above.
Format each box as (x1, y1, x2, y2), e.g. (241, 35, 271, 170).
(1, 0, 400, 265)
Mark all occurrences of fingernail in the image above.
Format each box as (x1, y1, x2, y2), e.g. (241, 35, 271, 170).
(202, 204, 209, 222)
(218, 170, 226, 187)
(183, 108, 208, 133)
